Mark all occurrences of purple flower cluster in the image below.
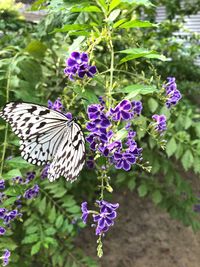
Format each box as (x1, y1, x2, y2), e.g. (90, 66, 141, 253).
(81, 200, 119, 235)
(64, 52, 97, 81)
(23, 184, 40, 199)
(1, 250, 11, 266)
(0, 208, 20, 226)
(86, 99, 142, 171)
(41, 164, 50, 179)
(152, 114, 167, 133)
(48, 98, 72, 119)
(165, 77, 181, 108)
(0, 179, 5, 189)
(109, 100, 143, 121)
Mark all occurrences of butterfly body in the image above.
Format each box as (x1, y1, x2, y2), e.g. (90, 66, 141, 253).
(0, 102, 85, 182)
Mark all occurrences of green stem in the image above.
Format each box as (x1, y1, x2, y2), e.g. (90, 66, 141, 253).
(107, 39, 114, 110)
(0, 54, 16, 178)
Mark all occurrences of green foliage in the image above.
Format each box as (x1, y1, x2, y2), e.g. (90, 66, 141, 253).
(0, 0, 200, 265)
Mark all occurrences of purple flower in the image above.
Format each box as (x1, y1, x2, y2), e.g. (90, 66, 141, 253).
(48, 98, 63, 112)
(12, 176, 23, 184)
(152, 114, 167, 133)
(86, 156, 95, 169)
(110, 100, 132, 121)
(0, 179, 5, 189)
(4, 210, 18, 224)
(65, 112, 72, 120)
(86, 116, 111, 133)
(0, 208, 7, 219)
(87, 104, 104, 120)
(81, 202, 89, 224)
(93, 200, 119, 235)
(164, 77, 182, 108)
(64, 52, 97, 80)
(41, 164, 50, 179)
(2, 249, 11, 266)
(132, 100, 143, 116)
(24, 172, 35, 184)
(23, 184, 40, 199)
(0, 227, 6, 235)
(113, 151, 136, 171)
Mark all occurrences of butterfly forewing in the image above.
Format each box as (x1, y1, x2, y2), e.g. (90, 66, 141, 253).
(0, 102, 85, 181)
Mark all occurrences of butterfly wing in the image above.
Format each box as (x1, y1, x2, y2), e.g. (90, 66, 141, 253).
(0, 102, 69, 166)
(48, 122, 85, 182)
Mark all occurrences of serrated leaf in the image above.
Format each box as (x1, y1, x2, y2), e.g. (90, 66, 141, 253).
(138, 184, 148, 197)
(181, 150, 194, 171)
(119, 20, 156, 28)
(152, 190, 162, 204)
(166, 137, 177, 157)
(31, 242, 41, 255)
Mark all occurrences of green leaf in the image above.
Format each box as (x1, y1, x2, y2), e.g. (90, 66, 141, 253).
(113, 18, 127, 28)
(31, 242, 41, 255)
(181, 150, 194, 171)
(128, 178, 136, 191)
(121, 0, 154, 6)
(3, 169, 22, 179)
(144, 54, 168, 61)
(109, 0, 121, 11)
(116, 84, 157, 98)
(38, 197, 46, 215)
(26, 225, 38, 235)
(152, 190, 162, 204)
(96, 0, 108, 11)
(22, 234, 39, 244)
(115, 128, 127, 140)
(2, 197, 17, 207)
(138, 184, 148, 197)
(119, 20, 156, 28)
(6, 157, 31, 168)
(48, 205, 56, 224)
(52, 24, 90, 33)
(70, 6, 102, 12)
(25, 40, 47, 59)
(4, 186, 22, 197)
(67, 205, 80, 214)
(166, 137, 177, 157)
(194, 157, 200, 174)
(55, 215, 64, 229)
(45, 227, 56, 236)
(148, 97, 158, 112)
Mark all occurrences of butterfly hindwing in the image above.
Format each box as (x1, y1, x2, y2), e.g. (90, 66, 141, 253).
(48, 122, 85, 182)
(0, 102, 85, 181)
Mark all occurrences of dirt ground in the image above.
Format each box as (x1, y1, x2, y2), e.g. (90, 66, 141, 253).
(77, 190, 200, 267)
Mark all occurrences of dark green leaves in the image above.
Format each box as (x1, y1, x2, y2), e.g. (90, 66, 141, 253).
(119, 20, 156, 29)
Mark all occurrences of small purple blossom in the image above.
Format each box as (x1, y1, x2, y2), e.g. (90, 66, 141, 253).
(24, 172, 35, 184)
(152, 114, 167, 133)
(113, 151, 136, 171)
(41, 164, 50, 179)
(93, 200, 119, 235)
(132, 100, 143, 116)
(0, 179, 5, 190)
(81, 202, 89, 224)
(48, 98, 63, 112)
(3, 210, 18, 224)
(12, 176, 23, 184)
(0, 208, 6, 219)
(64, 52, 97, 80)
(164, 77, 182, 108)
(23, 184, 40, 199)
(2, 249, 11, 266)
(110, 100, 132, 121)
(86, 156, 95, 169)
(0, 227, 6, 235)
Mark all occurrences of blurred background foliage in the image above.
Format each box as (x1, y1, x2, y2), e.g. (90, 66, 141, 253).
(0, 0, 200, 266)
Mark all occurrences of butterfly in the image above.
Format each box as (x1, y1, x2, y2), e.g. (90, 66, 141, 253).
(0, 102, 85, 182)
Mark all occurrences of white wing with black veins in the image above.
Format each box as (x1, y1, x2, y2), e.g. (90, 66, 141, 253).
(0, 102, 85, 182)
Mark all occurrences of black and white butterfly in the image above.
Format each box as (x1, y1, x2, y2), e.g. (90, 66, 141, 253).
(0, 102, 85, 182)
